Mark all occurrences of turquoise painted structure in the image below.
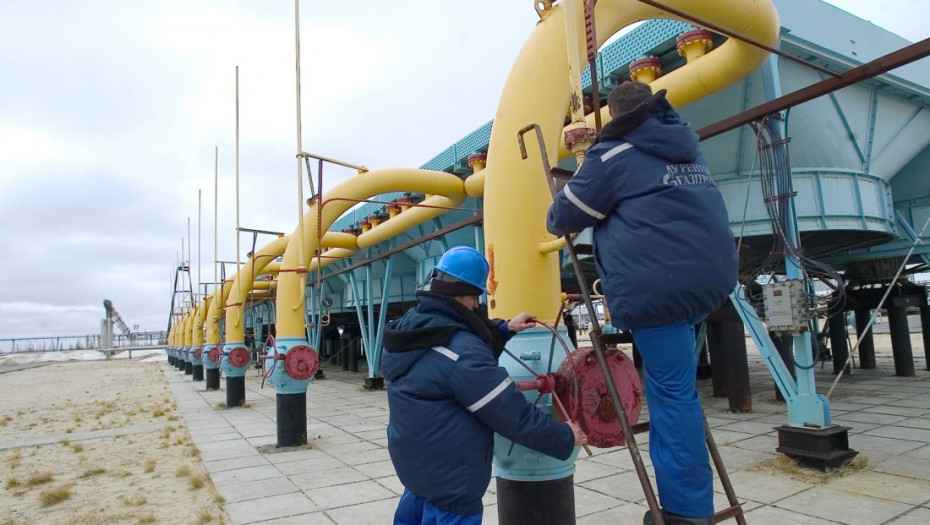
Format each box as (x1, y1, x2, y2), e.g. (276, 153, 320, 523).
(239, 0, 929, 431)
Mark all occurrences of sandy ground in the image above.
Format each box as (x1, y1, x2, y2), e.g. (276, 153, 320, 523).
(0, 355, 229, 525)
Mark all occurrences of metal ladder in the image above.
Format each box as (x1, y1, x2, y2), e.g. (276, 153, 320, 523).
(518, 124, 746, 525)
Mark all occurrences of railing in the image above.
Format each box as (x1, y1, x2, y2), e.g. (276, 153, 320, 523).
(0, 331, 168, 354)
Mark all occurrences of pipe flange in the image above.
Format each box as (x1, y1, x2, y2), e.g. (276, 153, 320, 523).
(628, 56, 662, 82)
(564, 126, 597, 148)
(193, 349, 202, 360)
(676, 29, 714, 57)
(284, 345, 319, 380)
(228, 346, 250, 368)
(207, 346, 221, 363)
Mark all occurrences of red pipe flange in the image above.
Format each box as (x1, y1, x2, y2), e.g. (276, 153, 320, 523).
(193, 348, 202, 360)
(555, 346, 643, 448)
(227, 346, 250, 368)
(284, 345, 319, 380)
(207, 346, 221, 363)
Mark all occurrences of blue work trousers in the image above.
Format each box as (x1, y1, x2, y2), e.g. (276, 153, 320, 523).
(394, 489, 482, 525)
(632, 321, 714, 519)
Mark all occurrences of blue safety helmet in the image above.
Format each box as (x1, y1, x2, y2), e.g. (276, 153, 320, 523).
(435, 246, 490, 294)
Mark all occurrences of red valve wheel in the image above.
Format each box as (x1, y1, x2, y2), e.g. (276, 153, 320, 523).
(227, 346, 250, 368)
(555, 346, 643, 448)
(207, 346, 221, 363)
(284, 345, 319, 380)
(193, 349, 202, 360)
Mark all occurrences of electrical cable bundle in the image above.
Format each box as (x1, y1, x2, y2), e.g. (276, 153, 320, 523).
(739, 114, 847, 325)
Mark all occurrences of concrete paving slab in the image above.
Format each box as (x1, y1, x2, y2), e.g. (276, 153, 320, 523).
(220, 477, 301, 504)
(306, 479, 395, 510)
(775, 486, 912, 524)
(888, 507, 930, 525)
(224, 492, 318, 525)
(160, 348, 930, 525)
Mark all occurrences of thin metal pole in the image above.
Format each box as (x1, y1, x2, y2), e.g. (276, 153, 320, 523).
(295, 0, 305, 272)
(236, 65, 241, 303)
(198, 189, 202, 296)
(214, 146, 219, 294)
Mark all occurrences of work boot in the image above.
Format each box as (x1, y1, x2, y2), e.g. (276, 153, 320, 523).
(643, 509, 715, 525)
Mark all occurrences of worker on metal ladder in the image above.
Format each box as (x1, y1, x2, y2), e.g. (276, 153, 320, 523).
(547, 81, 739, 525)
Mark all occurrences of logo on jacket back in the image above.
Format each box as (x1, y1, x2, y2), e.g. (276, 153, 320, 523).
(662, 163, 716, 187)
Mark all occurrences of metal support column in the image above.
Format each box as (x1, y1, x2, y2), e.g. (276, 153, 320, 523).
(828, 312, 851, 375)
(854, 309, 877, 369)
(887, 306, 916, 377)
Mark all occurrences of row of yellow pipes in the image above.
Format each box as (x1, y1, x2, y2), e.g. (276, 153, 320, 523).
(169, 0, 779, 356)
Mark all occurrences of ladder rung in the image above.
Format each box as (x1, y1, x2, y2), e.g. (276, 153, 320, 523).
(597, 332, 633, 345)
(714, 503, 746, 522)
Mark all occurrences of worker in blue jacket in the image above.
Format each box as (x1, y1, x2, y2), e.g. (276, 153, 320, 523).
(382, 245, 587, 525)
(547, 81, 738, 525)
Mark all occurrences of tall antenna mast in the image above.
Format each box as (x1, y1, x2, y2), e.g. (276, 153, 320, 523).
(214, 146, 219, 296)
(236, 65, 242, 302)
(294, 0, 305, 271)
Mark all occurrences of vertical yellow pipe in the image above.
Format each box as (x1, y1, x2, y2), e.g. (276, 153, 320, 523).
(193, 298, 207, 346)
(224, 235, 291, 344)
(205, 281, 234, 345)
(485, 0, 778, 322)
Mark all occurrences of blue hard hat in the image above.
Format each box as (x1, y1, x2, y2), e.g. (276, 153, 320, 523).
(435, 246, 490, 294)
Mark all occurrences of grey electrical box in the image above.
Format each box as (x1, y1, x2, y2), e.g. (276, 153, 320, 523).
(763, 280, 807, 333)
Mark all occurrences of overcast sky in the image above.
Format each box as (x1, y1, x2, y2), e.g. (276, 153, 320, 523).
(1, 1, 927, 341)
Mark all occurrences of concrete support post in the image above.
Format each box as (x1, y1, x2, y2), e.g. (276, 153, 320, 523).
(277, 393, 308, 447)
(920, 305, 930, 371)
(854, 309, 876, 369)
(886, 306, 916, 377)
(205, 368, 221, 390)
(828, 312, 851, 375)
(706, 301, 751, 412)
(497, 476, 576, 525)
(226, 376, 245, 407)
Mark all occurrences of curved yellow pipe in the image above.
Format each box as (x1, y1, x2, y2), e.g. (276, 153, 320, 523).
(192, 297, 208, 346)
(259, 261, 281, 276)
(205, 280, 234, 345)
(485, 0, 777, 321)
(276, 168, 467, 337)
(183, 312, 193, 347)
(464, 1, 778, 199)
(224, 234, 291, 344)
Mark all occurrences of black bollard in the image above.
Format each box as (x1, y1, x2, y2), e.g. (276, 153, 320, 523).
(887, 306, 916, 377)
(205, 368, 220, 390)
(497, 476, 575, 525)
(192, 364, 203, 381)
(277, 393, 308, 447)
(226, 376, 245, 407)
(184, 360, 193, 375)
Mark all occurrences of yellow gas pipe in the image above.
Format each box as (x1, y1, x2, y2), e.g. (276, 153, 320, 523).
(275, 168, 467, 338)
(192, 298, 207, 347)
(223, 235, 291, 345)
(485, 0, 778, 323)
(205, 280, 234, 346)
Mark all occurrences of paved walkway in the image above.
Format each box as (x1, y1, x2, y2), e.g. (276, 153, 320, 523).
(164, 342, 930, 525)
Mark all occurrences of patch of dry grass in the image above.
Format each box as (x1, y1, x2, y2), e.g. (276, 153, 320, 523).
(38, 484, 72, 506)
(25, 471, 54, 486)
(746, 453, 869, 484)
